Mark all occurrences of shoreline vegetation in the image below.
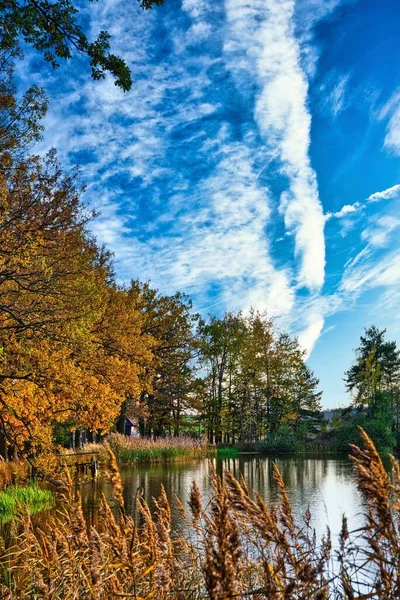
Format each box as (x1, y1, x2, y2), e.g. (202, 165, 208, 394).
(106, 434, 213, 464)
(1, 430, 399, 598)
(60, 435, 213, 467)
(0, 460, 32, 489)
(0, 426, 395, 494)
(217, 424, 397, 457)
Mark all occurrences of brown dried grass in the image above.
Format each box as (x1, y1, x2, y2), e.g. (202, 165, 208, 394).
(0, 428, 399, 599)
(107, 434, 212, 464)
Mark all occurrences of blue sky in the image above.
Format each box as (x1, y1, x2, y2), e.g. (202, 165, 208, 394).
(23, 0, 400, 407)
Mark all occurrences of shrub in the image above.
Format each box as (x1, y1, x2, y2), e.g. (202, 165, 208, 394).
(216, 447, 238, 458)
(334, 413, 395, 455)
(257, 424, 301, 453)
(0, 460, 31, 489)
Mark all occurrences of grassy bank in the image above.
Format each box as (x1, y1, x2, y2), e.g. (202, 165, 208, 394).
(0, 484, 53, 523)
(106, 434, 213, 464)
(0, 430, 399, 598)
(55, 436, 213, 475)
(216, 447, 239, 458)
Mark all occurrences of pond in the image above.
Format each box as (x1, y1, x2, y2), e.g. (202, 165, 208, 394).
(78, 453, 366, 544)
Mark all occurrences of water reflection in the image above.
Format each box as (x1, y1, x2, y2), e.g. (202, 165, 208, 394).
(79, 454, 364, 543)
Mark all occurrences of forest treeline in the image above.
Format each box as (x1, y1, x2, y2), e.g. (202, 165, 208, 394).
(0, 47, 324, 459)
(1, 13, 400, 461)
(198, 313, 321, 443)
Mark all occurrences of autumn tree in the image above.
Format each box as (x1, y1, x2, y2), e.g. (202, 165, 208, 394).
(0, 150, 190, 456)
(0, 54, 199, 456)
(128, 281, 200, 437)
(89, 285, 157, 438)
(0, 149, 113, 455)
(0, 49, 48, 162)
(0, 142, 161, 458)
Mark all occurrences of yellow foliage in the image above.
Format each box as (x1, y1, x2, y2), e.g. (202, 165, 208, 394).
(0, 149, 156, 458)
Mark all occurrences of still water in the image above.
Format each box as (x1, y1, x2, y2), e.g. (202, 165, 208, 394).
(79, 453, 365, 543)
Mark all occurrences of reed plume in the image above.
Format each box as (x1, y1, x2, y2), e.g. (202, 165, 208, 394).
(0, 428, 399, 599)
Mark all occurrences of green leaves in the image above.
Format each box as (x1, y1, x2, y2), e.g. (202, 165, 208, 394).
(0, 0, 165, 91)
(199, 311, 322, 443)
(87, 31, 132, 91)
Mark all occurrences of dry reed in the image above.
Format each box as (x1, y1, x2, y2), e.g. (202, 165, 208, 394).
(106, 434, 212, 464)
(0, 428, 399, 599)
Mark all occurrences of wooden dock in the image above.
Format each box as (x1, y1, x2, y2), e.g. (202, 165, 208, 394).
(56, 451, 101, 478)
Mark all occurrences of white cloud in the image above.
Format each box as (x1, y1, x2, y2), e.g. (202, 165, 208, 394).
(330, 75, 349, 116)
(325, 202, 361, 221)
(379, 288, 400, 321)
(290, 0, 344, 79)
(23, 0, 353, 360)
(338, 182, 400, 310)
(384, 111, 400, 154)
(27, 0, 297, 321)
(157, 143, 295, 315)
(297, 314, 324, 356)
(182, 0, 213, 42)
(323, 74, 350, 117)
(188, 21, 212, 42)
(181, 0, 209, 19)
(89, 140, 296, 318)
(280, 292, 344, 355)
(367, 183, 400, 202)
(224, 0, 325, 292)
(325, 182, 399, 222)
(343, 245, 371, 271)
(340, 203, 400, 297)
(341, 249, 400, 296)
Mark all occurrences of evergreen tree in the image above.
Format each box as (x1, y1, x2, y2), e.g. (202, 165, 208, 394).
(344, 326, 400, 412)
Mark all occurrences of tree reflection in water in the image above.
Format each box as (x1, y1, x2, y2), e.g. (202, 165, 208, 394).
(78, 453, 365, 544)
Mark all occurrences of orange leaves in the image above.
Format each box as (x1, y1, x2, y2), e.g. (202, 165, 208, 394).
(0, 150, 158, 456)
(0, 66, 199, 455)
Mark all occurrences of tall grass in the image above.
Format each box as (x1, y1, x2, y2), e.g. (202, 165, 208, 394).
(0, 484, 53, 523)
(0, 429, 399, 598)
(106, 434, 212, 464)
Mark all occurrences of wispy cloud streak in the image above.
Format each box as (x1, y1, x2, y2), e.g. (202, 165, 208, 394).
(380, 91, 400, 155)
(23, 0, 367, 358)
(224, 0, 326, 292)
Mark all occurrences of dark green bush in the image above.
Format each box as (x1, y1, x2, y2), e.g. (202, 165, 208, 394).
(334, 413, 395, 455)
(257, 424, 300, 453)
